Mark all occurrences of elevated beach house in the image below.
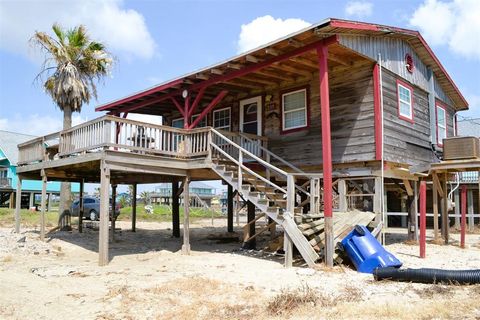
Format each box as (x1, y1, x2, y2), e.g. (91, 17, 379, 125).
(15, 18, 471, 267)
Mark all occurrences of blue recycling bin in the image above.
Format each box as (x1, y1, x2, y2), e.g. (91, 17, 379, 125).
(340, 225, 402, 274)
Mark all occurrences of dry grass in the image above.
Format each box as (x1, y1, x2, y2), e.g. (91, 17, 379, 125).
(267, 285, 335, 316)
(413, 284, 454, 298)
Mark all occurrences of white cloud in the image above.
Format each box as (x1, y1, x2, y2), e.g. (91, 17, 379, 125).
(0, 0, 156, 60)
(0, 113, 87, 136)
(237, 15, 311, 53)
(345, 1, 373, 18)
(410, 0, 480, 60)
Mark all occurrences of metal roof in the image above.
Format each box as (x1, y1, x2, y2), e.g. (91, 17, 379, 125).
(0, 130, 38, 166)
(96, 17, 468, 115)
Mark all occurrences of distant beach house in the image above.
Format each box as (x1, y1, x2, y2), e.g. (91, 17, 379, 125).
(0, 130, 79, 209)
(151, 181, 216, 206)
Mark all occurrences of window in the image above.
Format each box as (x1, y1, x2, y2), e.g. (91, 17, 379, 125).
(191, 114, 207, 127)
(436, 104, 447, 146)
(397, 80, 413, 122)
(171, 118, 184, 128)
(213, 107, 231, 130)
(282, 89, 307, 131)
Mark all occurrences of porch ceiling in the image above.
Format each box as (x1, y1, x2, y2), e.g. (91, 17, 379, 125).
(96, 18, 468, 117)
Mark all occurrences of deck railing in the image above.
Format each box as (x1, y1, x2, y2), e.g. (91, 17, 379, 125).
(0, 177, 12, 188)
(17, 115, 268, 165)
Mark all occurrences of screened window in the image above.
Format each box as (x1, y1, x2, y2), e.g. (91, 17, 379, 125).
(172, 118, 184, 128)
(213, 107, 231, 131)
(397, 82, 413, 121)
(282, 89, 307, 131)
(191, 114, 207, 127)
(437, 105, 447, 145)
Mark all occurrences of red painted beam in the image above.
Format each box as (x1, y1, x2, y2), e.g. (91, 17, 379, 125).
(188, 90, 228, 129)
(170, 97, 186, 118)
(96, 79, 184, 112)
(419, 180, 426, 258)
(109, 36, 338, 115)
(373, 63, 382, 161)
(184, 96, 190, 129)
(461, 185, 467, 249)
(187, 86, 207, 118)
(317, 45, 333, 218)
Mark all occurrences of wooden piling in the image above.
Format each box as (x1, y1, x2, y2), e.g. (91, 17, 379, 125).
(78, 180, 84, 233)
(110, 184, 117, 242)
(15, 176, 22, 233)
(99, 161, 110, 266)
(182, 176, 191, 254)
(172, 181, 180, 237)
(40, 170, 47, 241)
(131, 183, 137, 232)
(227, 184, 234, 233)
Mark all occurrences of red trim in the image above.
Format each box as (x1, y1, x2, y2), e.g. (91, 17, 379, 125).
(189, 90, 228, 129)
(396, 79, 414, 124)
(279, 85, 310, 135)
(419, 181, 426, 258)
(329, 18, 468, 109)
(184, 96, 190, 129)
(373, 64, 382, 161)
(96, 79, 183, 111)
(187, 87, 207, 118)
(317, 45, 333, 219)
(170, 97, 186, 118)
(435, 101, 447, 146)
(97, 36, 338, 115)
(460, 185, 467, 248)
(330, 19, 380, 31)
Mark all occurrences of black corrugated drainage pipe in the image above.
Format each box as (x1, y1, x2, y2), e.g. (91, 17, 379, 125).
(373, 267, 480, 285)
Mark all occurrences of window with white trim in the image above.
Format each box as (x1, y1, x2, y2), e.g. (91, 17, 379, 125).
(191, 114, 207, 127)
(213, 107, 231, 131)
(397, 83, 413, 120)
(282, 89, 307, 131)
(436, 105, 447, 145)
(171, 118, 184, 128)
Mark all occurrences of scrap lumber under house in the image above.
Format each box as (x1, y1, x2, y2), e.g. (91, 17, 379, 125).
(15, 18, 478, 267)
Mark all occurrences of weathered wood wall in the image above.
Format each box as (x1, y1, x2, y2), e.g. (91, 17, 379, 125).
(339, 35, 454, 107)
(381, 69, 455, 166)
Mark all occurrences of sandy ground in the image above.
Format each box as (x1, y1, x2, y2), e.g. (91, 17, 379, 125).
(0, 217, 479, 320)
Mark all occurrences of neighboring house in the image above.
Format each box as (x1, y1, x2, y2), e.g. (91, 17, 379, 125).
(0, 130, 79, 209)
(151, 181, 216, 206)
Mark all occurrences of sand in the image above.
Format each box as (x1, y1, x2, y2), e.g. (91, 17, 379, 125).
(0, 218, 479, 320)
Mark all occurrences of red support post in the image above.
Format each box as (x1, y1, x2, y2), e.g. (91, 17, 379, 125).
(419, 181, 426, 258)
(461, 184, 467, 248)
(184, 96, 190, 129)
(187, 86, 207, 118)
(317, 45, 332, 218)
(170, 97, 186, 117)
(188, 90, 228, 129)
(373, 63, 382, 161)
(317, 44, 334, 267)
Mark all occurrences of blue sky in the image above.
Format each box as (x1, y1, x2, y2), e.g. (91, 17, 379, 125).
(0, 0, 479, 192)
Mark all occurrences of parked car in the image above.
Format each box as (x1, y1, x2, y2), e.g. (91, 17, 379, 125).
(70, 197, 120, 221)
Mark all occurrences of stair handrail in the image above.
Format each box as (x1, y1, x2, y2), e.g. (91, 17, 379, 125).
(210, 142, 287, 194)
(210, 128, 288, 194)
(238, 132, 306, 175)
(211, 128, 289, 177)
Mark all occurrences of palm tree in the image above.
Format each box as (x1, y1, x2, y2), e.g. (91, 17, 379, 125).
(31, 24, 113, 216)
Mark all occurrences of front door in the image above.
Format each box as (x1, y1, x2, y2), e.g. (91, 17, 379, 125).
(239, 96, 262, 157)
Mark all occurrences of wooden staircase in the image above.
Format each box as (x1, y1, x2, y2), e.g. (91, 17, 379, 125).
(209, 129, 321, 267)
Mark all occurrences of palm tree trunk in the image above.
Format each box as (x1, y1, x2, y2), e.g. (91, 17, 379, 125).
(58, 106, 73, 220)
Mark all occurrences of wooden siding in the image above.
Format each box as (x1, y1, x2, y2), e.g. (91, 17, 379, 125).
(339, 35, 454, 107)
(381, 69, 455, 166)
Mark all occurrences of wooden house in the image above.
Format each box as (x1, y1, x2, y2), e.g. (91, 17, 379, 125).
(15, 18, 470, 267)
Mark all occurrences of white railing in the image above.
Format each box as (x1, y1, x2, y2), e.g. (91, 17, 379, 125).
(210, 128, 321, 216)
(458, 171, 479, 183)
